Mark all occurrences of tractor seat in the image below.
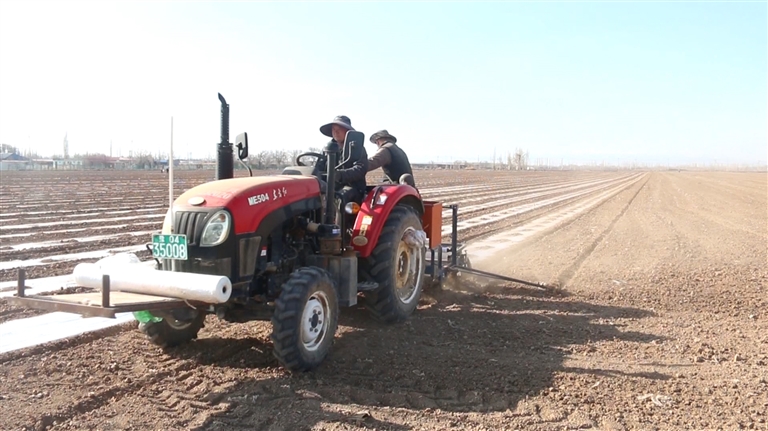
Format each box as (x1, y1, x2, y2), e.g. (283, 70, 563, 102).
(281, 165, 318, 176)
(366, 173, 417, 189)
(398, 173, 416, 187)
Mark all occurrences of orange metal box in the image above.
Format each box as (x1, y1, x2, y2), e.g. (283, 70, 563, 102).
(422, 201, 442, 249)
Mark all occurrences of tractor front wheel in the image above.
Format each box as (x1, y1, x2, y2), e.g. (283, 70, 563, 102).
(271, 267, 339, 372)
(139, 309, 205, 348)
(361, 205, 426, 323)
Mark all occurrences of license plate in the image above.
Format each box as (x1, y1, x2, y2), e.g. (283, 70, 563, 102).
(152, 234, 188, 260)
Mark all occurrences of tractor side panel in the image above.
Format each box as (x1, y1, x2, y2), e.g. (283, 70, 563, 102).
(228, 184, 320, 235)
(351, 185, 423, 258)
(174, 176, 321, 235)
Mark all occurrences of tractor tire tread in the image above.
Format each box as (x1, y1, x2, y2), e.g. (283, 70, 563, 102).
(139, 312, 205, 348)
(360, 205, 425, 324)
(270, 266, 339, 372)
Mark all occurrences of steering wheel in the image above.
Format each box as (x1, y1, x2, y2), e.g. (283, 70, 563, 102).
(295, 152, 324, 167)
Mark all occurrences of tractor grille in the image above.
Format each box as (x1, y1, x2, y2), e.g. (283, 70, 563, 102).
(173, 211, 207, 245)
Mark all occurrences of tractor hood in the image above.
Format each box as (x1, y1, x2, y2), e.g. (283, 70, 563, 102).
(173, 175, 322, 235)
(176, 176, 320, 209)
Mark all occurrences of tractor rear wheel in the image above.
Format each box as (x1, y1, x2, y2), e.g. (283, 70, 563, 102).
(360, 205, 426, 323)
(271, 267, 339, 372)
(139, 309, 205, 348)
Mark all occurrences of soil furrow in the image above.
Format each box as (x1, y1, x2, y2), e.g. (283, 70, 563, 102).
(556, 174, 649, 286)
(1, 170, 765, 431)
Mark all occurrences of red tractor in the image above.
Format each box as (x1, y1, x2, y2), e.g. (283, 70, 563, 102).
(10, 94, 459, 372)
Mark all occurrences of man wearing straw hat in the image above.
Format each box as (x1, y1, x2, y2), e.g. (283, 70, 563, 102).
(367, 129, 415, 187)
(318, 115, 369, 205)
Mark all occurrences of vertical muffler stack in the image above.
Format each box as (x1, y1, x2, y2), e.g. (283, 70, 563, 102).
(216, 93, 233, 180)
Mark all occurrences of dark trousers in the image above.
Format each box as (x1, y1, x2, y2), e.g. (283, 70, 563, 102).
(337, 186, 364, 206)
(333, 186, 364, 241)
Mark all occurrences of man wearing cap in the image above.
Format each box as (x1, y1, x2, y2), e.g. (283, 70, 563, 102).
(317, 115, 369, 205)
(367, 129, 415, 187)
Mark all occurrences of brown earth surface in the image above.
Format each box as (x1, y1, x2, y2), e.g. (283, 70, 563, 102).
(3, 168, 626, 324)
(0, 169, 639, 341)
(0, 171, 766, 431)
(0, 169, 632, 287)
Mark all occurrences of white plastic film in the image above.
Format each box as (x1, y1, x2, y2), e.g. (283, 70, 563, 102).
(72, 262, 232, 304)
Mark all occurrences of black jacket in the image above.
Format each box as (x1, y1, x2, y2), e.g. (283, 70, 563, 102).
(317, 139, 368, 193)
(380, 142, 413, 185)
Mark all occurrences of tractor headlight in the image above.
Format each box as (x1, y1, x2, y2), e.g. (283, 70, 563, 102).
(200, 210, 231, 247)
(161, 209, 173, 234)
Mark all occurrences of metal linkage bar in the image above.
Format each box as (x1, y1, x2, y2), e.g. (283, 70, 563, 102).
(432, 202, 550, 291)
(446, 265, 549, 291)
(450, 204, 458, 267)
(436, 244, 443, 283)
(8, 268, 199, 319)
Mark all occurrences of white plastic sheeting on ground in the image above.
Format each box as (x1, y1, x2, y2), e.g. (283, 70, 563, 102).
(0, 257, 157, 354)
(0, 311, 135, 353)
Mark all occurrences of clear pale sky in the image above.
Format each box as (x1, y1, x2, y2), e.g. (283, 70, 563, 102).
(0, 1, 765, 166)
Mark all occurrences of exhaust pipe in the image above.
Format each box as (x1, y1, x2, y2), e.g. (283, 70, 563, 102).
(216, 93, 233, 180)
(323, 140, 340, 225)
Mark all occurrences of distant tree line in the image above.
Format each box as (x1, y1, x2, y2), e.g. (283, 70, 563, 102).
(0, 143, 43, 159)
(247, 148, 322, 170)
(426, 148, 530, 170)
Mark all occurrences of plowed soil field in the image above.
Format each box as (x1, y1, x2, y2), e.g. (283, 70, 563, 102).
(0, 169, 766, 431)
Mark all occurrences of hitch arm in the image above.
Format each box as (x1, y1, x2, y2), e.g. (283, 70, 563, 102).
(446, 265, 549, 291)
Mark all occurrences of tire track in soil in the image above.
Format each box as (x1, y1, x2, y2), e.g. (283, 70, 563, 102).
(454, 175, 641, 245)
(556, 174, 650, 287)
(193, 287, 660, 431)
(1, 171, 764, 430)
(444, 174, 641, 236)
(0, 175, 630, 326)
(0, 319, 272, 430)
(462, 174, 645, 272)
(116, 362, 230, 430)
(665, 173, 766, 236)
(648, 175, 691, 261)
(81, 316, 277, 429)
(452, 191, 594, 244)
(65, 339, 274, 430)
(38, 361, 213, 430)
(0, 175, 630, 281)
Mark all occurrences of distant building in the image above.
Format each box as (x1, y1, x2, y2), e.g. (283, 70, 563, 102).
(52, 158, 83, 170)
(31, 158, 55, 170)
(412, 162, 468, 170)
(81, 154, 118, 169)
(0, 152, 30, 170)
